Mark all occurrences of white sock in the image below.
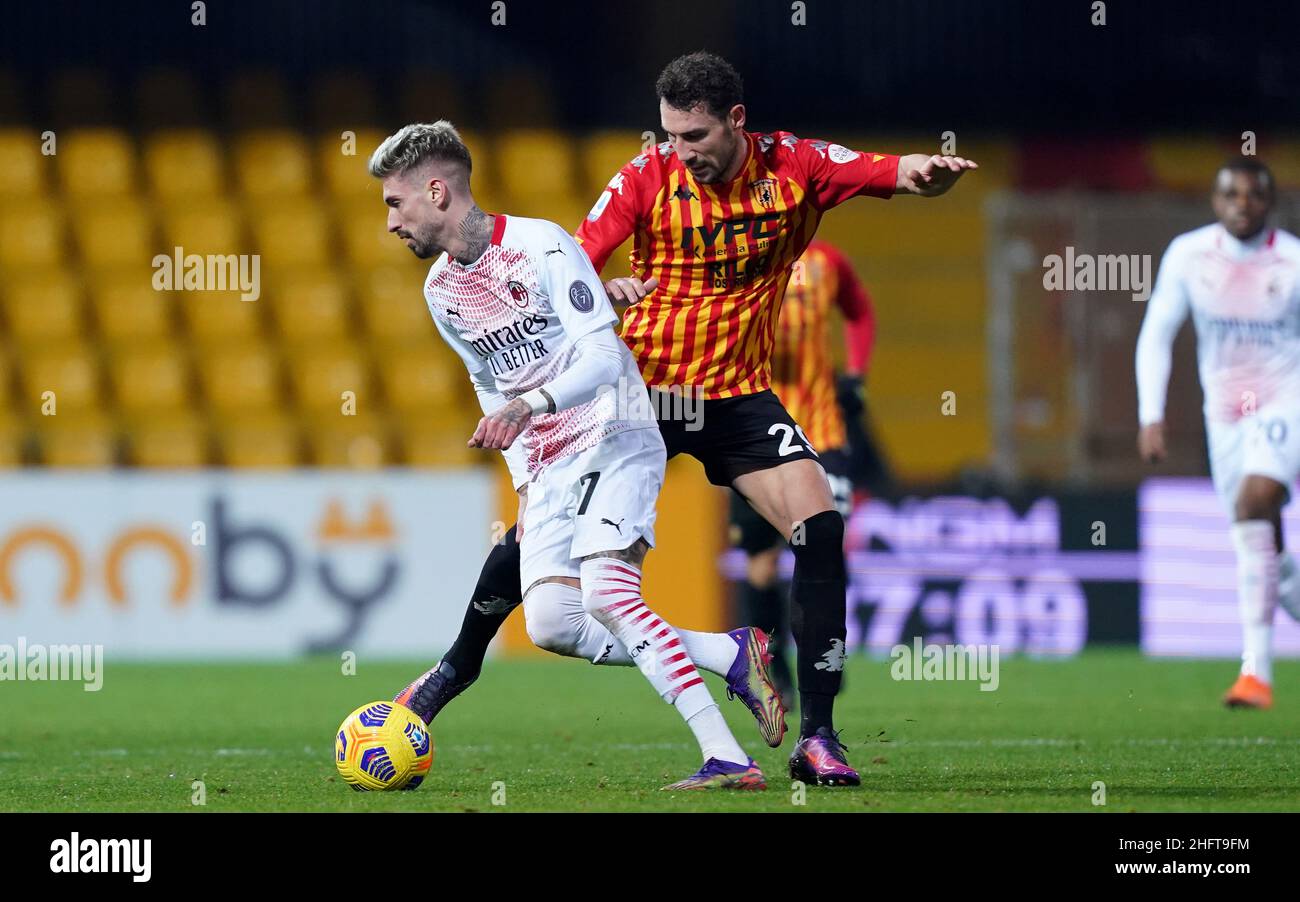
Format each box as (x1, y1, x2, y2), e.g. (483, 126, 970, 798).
(686, 704, 748, 764)
(1230, 520, 1277, 684)
(525, 585, 741, 675)
(1278, 552, 1300, 619)
(580, 557, 747, 763)
(586, 625, 738, 676)
(678, 629, 742, 676)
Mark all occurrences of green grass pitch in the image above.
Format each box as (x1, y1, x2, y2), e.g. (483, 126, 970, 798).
(2, 649, 1298, 812)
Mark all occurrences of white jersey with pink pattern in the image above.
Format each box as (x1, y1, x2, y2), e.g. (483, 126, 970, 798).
(1137, 223, 1300, 425)
(423, 213, 653, 477)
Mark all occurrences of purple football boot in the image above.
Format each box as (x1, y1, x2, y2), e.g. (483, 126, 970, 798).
(789, 727, 860, 787)
(393, 660, 471, 725)
(724, 627, 787, 747)
(661, 757, 767, 791)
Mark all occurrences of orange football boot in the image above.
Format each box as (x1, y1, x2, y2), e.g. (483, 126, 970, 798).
(1223, 674, 1273, 709)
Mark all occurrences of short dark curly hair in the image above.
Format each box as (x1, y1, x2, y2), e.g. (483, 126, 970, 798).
(655, 51, 743, 120)
(1216, 157, 1275, 195)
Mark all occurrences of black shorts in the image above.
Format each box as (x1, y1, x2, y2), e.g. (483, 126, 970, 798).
(653, 388, 820, 487)
(728, 447, 851, 554)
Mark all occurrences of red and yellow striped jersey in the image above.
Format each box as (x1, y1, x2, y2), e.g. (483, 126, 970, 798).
(575, 131, 897, 398)
(771, 239, 875, 451)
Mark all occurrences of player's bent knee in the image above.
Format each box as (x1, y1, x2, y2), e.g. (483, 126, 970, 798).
(790, 509, 846, 578)
(522, 585, 581, 657)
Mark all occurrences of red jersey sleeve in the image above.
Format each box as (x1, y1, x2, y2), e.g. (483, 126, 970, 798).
(790, 137, 900, 211)
(819, 242, 875, 374)
(573, 150, 654, 273)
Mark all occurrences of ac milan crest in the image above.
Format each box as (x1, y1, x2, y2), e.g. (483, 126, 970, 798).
(507, 280, 530, 308)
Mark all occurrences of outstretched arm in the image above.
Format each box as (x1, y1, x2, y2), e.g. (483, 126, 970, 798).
(894, 153, 979, 196)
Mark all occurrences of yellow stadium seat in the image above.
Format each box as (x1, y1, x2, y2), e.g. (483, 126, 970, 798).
(36, 412, 117, 467)
(286, 341, 371, 414)
(159, 199, 244, 254)
(58, 129, 137, 197)
(861, 273, 985, 341)
(355, 264, 436, 342)
(214, 412, 302, 467)
(19, 344, 102, 414)
(196, 342, 284, 412)
(2, 269, 84, 345)
(867, 342, 988, 402)
(91, 268, 175, 344)
(320, 130, 385, 199)
(304, 412, 390, 468)
(510, 198, 588, 234)
(0, 348, 15, 409)
(144, 130, 225, 199)
(109, 342, 192, 413)
(73, 197, 155, 267)
(1265, 140, 1300, 191)
(264, 267, 352, 340)
(0, 411, 26, 467)
(0, 129, 46, 198)
(124, 410, 209, 467)
(377, 343, 468, 413)
(581, 131, 645, 196)
(336, 199, 411, 266)
(224, 71, 292, 130)
(178, 290, 264, 344)
(397, 414, 480, 467)
(456, 129, 492, 189)
(247, 199, 332, 266)
(496, 129, 577, 206)
(816, 203, 986, 269)
(234, 130, 312, 197)
(1147, 137, 1237, 192)
(0, 200, 65, 268)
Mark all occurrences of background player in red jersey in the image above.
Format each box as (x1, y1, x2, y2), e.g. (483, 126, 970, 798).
(730, 238, 881, 706)
(398, 51, 974, 787)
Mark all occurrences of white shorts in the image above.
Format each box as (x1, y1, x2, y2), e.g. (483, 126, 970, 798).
(1206, 406, 1300, 510)
(519, 426, 666, 594)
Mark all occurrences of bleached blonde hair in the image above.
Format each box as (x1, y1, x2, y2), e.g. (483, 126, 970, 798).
(368, 120, 472, 181)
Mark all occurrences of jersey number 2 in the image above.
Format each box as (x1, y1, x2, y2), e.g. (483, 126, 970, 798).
(769, 423, 818, 458)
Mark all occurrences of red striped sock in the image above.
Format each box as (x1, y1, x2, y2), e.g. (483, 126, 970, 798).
(579, 558, 707, 709)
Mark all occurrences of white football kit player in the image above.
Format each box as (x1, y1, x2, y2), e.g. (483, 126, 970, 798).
(423, 213, 781, 780)
(423, 213, 661, 592)
(1136, 222, 1300, 689)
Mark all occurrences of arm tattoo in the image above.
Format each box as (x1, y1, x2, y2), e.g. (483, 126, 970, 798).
(498, 397, 531, 426)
